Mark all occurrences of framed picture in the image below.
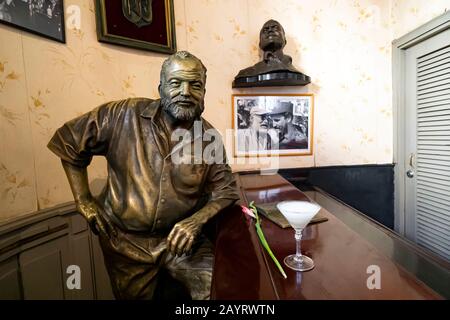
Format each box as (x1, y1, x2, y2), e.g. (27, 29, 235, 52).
(233, 94, 314, 157)
(0, 0, 65, 43)
(95, 0, 176, 54)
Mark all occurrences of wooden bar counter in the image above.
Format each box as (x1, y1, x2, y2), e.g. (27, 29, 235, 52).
(211, 173, 449, 300)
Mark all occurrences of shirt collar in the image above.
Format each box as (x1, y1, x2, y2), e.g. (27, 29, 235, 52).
(140, 99, 162, 120)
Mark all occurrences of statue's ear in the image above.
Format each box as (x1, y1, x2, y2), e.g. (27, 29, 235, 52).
(158, 83, 162, 95)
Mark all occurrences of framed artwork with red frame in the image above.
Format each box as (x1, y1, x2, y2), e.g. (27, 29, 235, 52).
(95, 0, 176, 54)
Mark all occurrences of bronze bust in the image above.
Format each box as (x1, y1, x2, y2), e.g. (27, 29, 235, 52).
(233, 19, 310, 87)
(48, 51, 239, 300)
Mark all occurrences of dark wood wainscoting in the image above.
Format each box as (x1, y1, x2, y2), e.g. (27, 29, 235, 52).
(0, 203, 114, 300)
(279, 164, 395, 229)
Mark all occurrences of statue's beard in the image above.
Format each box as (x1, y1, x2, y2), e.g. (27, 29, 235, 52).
(162, 97, 204, 121)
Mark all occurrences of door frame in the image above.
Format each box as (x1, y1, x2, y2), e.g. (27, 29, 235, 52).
(392, 11, 450, 235)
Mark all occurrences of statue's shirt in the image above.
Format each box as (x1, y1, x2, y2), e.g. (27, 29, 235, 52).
(48, 98, 238, 233)
(235, 53, 301, 78)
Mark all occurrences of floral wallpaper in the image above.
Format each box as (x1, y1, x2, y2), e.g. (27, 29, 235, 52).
(0, 0, 449, 220)
(0, 27, 37, 220)
(391, 0, 450, 39)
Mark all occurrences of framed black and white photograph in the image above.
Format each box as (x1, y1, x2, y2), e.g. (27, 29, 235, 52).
(232, 94, 314, 157)
(0, 0, 65, 43)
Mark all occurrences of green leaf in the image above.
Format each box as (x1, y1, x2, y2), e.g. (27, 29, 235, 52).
(255, 224, 287, 279)
(249, 203, 287, 279)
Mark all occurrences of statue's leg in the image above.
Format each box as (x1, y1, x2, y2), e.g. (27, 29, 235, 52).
(98, 231, 167, 300)
(164, 234, 214, 300)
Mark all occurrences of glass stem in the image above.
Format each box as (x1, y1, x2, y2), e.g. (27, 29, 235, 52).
(294, 229, 303, 262)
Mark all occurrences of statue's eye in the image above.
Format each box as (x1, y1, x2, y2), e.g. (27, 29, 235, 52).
(192, 82, 203, 90)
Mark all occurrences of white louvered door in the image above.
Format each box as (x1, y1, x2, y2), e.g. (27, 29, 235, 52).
(404, 29, 450, 261)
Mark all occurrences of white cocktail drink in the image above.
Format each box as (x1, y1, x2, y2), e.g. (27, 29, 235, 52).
(277, 201, 321, 272)
(278, 201, 320, 230)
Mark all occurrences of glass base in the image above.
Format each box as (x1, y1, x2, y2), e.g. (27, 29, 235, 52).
(284, 254, 315, 272)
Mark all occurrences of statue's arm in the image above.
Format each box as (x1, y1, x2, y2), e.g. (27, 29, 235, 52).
(62, 159, 117, 238)
(61, 159, 91, 204)
(167, 158, 239, 256)
(48, 101, 123, 237)
(166, 198, 234, 256)
(189, 198, 236, 226)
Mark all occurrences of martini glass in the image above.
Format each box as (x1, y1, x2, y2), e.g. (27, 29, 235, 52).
(277, 201, 321, 271)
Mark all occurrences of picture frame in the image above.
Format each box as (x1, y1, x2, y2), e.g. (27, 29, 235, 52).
(94, 0, 176, 54)
(232, 94, 314, 157)
(0, 0, 65, 43)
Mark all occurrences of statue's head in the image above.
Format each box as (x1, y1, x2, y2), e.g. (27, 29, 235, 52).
(159, 51, 207, 121)
(259, 19, 286, 52)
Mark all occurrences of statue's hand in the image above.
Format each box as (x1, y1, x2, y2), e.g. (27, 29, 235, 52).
(76, 197, 117, 239)
(167, 216, 202, 256)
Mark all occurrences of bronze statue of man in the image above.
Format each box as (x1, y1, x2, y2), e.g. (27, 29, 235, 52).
(48, 51, 239, 300)
(233, 19, 310, 87)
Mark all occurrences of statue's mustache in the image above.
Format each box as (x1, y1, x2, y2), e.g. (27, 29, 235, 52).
(171, 97, 195, 104)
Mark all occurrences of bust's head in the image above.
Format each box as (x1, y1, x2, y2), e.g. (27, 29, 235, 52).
(259, 19, 286, 52)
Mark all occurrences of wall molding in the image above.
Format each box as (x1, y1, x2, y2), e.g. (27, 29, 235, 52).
(0, 202, 75, 236)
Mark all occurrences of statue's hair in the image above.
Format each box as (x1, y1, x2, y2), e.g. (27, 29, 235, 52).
(160, 51, 207, 83)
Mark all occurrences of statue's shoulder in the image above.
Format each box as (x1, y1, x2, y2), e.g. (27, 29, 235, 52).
(103, 97, 158, 117)
(123, 97, 156, 111)
(93, 97, 159, 122)
(99, 97, 155, 111)
(281, 54, 293, 64)
(235, 63, 261, 78)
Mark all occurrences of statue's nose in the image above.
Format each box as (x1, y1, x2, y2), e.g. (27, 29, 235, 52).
(181, 82, 190, 96)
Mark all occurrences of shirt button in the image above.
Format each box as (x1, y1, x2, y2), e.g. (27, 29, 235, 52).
(162, 176, 166, 182)
(161, 198, 166, 204)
